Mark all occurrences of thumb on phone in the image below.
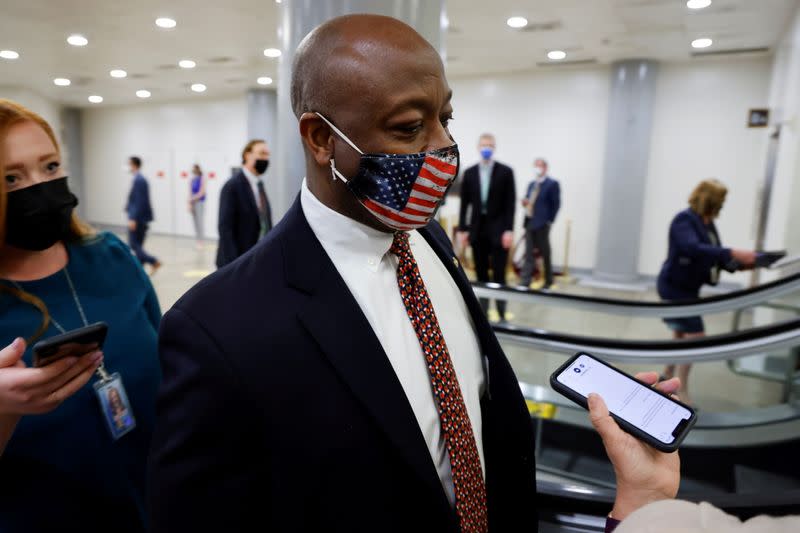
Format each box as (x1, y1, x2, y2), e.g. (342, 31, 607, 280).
(588, 393, 620, 442)
(0, 338, 26, 369)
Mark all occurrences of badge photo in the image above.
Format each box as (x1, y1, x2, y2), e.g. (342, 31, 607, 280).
(94, 373, 137, 440)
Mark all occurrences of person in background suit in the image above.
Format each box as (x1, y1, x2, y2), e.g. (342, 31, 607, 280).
(215, 140, 272, 268)
(519, 158, 560, 289)
(125, 156, 161, 274)
(149, 14, 682, 533)
(456, 134, 515, 321)
(657, 179, 756, 404)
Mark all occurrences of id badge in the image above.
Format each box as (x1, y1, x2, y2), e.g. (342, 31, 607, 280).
(94, 372, 137, 440)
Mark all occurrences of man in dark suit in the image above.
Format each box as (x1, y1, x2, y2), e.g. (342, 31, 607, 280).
(149, 14, 682, 533)
(125, 156, 160, 273)
(215, 139, 272, 268)
(457, 134, 516, 321)
(520, 158, 560, 289)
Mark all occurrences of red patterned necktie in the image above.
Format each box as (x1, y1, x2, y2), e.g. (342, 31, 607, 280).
(390, 231, 488, 533)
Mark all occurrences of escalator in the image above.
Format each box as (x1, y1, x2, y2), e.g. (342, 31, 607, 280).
(479, 275, 800, 530)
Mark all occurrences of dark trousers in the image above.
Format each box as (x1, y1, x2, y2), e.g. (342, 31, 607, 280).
(521, 225, 553, 287)
(472, 218, 508, 319)
(128, 223, 158, 266)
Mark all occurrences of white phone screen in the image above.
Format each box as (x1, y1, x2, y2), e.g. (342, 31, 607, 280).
(555, 354, 692, 444)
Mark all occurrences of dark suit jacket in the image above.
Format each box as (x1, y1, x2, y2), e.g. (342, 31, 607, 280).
(657, 208, 732, 299)
(458, 161, 516, 247)
(149, 197, 537, 532)
(523, 177, 560, 231)
(216, 171, 269, 268)
(125, 174, 153, 224)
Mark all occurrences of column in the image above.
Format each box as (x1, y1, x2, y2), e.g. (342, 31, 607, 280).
(271, 0, 446, 220)
(61, 108, 86, 218)
(593, 60, 659, 283)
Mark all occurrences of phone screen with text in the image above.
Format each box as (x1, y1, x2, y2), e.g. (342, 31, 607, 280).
(555, 354, 692, 444)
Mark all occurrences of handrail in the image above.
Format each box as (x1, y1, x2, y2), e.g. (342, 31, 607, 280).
(471, 271, 800, 318)
(494, 317, 800, 363)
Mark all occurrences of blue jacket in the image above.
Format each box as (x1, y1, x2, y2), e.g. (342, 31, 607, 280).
(657, 208, 732, 299)
(149, 197, 537, 532)
(125, 173, 154, 224)
(524, 176, 560, 230)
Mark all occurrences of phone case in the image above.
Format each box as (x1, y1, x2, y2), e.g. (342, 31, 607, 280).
(549, 352, 697, 453)
(32, 322, 108, 367)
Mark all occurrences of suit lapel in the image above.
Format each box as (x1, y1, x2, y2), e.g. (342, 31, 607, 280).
(687, 209, 710, 243)
(237, 172, 259, 215)
(281, 199, 452, 514)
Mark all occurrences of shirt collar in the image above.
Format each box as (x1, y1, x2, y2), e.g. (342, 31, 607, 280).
(242, 166, 261, 185)
(300, 179, 394, 273)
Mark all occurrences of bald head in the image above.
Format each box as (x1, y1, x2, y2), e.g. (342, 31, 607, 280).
(291, 14, 441, 119)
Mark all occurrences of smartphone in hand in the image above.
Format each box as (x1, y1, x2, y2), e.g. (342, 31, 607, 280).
(32, 322, 108, 368)
(550, 352, 697, 452)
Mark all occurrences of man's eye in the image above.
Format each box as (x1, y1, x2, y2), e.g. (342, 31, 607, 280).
(441, 114, 454, 128)
(396, 123, 423, 134)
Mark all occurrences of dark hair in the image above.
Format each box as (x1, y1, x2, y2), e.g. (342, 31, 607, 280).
(129, 156, 142, 169)
(241, 140, 265, 164)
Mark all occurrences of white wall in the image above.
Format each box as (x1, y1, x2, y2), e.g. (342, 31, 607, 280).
(448, 57, 772, 277)
(0, 87, 62, 143)
(639, 59, 771, 279)
(82, 96, 248, 239)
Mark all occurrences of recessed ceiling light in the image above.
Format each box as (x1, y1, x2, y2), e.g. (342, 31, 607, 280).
(54, 78, 71, 87)
(136, 90, 151, 98)
(506, 16, 528, 29)
(263, 48, 281, 58)
(0, 50, 19, 59)
(178, 59, 196, 69)
(691, 37, 713, 49)
(155, 17, 177, 29)
(67, 34, 88, 46)
(110, 69, 127, 78)
(687, 0, 712, 9)
(257, 76, 273, 85)
(191, 83, 207, 93)
(547, 50, 567, 60)
(88, 95, 103, 104)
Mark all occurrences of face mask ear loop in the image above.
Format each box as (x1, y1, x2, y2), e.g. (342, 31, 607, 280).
(315, 112, 364, 155)
(329, 159, 349, 183)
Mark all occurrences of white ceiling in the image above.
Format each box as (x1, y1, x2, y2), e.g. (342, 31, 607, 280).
(0, 0, 796, 107)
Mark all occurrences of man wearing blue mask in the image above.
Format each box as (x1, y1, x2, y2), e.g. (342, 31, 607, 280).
(457, 134, 516, 322)
(149, 14, 681, 533)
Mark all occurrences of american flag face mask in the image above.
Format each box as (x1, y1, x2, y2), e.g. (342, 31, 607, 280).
(316, 112, 459, 231)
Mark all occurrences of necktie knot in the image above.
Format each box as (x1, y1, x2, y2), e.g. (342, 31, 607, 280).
(390, 231, 411, 257)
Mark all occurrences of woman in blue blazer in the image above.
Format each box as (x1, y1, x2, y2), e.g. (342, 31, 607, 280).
(657, 180, 755, 404)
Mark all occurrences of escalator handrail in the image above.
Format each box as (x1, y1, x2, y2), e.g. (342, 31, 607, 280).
(494, 317, 800, 363)
(471, 271, 800, 318)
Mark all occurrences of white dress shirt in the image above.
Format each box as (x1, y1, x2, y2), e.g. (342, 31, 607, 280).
(300, 179, 486, 507)
(241, 166, 263, 207)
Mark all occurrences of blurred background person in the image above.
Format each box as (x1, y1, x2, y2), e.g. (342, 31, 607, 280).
(519, 158, 561, 290)
(189, 163, 206, 248)
(216, 139, 272, 268)
(657, 179, 756, 404)
(125, 155, 161, 274)
(0, 99, 162, 532)
(457, 133, 515, 321)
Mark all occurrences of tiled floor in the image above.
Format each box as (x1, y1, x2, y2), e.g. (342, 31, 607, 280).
(129, 230, 793, 413)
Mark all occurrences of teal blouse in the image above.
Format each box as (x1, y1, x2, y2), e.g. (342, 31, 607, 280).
(0, 232, 161, 531)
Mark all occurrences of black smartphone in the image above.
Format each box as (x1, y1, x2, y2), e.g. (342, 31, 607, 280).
(550, 352, 697, 452)
(32, 322, 108, 368)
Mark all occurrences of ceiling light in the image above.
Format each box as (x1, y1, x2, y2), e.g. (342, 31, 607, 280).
(506, 16, 528, 29)
(257, 76, 273, 85)
(178, 59, 196, 69)
(263, 48, 281, 58)
(548, 50, 567, 60)
(156, 17, 177, 29)
(54, 78, 71, 87)
(691, 37, 713, 49)
(67, 34, 88, 46)
(0, 50, 19, 59)
(110, 69, 127, 78)
(191, 83, 207, 93)
(88, 95, 103, 104)
(136, 90, 151, 98)
(687, 0, 712, 9)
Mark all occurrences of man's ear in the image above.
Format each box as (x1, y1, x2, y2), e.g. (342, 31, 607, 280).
(299, 113, 334, 167)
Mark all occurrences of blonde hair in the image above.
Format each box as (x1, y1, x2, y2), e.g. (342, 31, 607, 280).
(688, 179, 728, 218)
(0, 98, 95, 342)
(241, 139, 266, 164)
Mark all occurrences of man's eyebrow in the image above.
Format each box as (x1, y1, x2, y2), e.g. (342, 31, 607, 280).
(383, 90, 454, 118)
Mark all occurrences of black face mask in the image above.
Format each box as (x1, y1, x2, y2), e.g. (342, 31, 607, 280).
(5, 177, 79, 251)
(254, 159, 269, 175)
